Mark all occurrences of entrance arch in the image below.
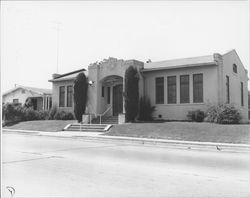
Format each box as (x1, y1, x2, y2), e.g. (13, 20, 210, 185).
(99, 75, 124, 116)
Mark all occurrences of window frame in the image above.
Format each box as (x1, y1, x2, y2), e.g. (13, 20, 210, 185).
(66, 85, 73, 107)
(155, 77, 165, 104)
(59, 86, 65, 107)
(193, 73, 203, 103)
(180, 75, 190, 104)
(233, 64, 237, 74)
(167, 76, 176, 104)
(226, 75, 230, 104)
(241, 82, 244, 106)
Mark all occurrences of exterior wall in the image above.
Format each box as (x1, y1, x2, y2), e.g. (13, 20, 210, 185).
(3, 88, 32, 104)
(143, 65, 218, 120)
(87, 58, 144, 116)
(52, 80, 75, 112)
(222, 50, 249, 122)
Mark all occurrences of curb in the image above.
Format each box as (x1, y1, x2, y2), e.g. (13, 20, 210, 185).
(3, 129, 250, 153)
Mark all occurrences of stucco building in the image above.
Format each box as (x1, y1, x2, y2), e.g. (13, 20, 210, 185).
(49, 49, 249, 123)
(2, 85, 52, 111)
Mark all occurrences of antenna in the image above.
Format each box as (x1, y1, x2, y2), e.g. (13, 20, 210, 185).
(51, 21, 62, 73)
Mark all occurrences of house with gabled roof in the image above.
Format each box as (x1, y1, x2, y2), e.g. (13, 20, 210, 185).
(49, 49, 249, 123)
(2, 85, 52, 111)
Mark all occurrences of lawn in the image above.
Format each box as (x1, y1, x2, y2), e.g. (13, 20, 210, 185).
(106, 122, 250, 144)
(3, 120, 76, 132)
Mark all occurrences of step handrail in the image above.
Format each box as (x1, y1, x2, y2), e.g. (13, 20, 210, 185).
(97, 106, 112, 124)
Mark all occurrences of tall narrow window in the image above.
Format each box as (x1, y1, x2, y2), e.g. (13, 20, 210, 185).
(241, 82, 244, 106)
(193, 74, 203, 103)
(107, 87, 111, 104)
(167, 76, 176, 104)
(233, 64, 237, 73)
(59, 86, 65, 107)
(180, 75, 190, 103)
(155, 77, 164, 104)
(67, 85, 73, 107)
(226, 76, 230, 103)
(101, 86, 104, 97)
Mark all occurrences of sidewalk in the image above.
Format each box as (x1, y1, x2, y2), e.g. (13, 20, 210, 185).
(3, 129, 250, 153)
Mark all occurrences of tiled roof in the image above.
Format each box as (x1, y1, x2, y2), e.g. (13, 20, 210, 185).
(143, 55, 216, 71)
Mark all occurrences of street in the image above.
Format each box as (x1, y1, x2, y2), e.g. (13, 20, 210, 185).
(2, 132, 250, 198)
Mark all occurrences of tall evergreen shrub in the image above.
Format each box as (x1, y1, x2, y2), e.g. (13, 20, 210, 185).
(125, 66, 139, 122)
(74, 72, 88, 122)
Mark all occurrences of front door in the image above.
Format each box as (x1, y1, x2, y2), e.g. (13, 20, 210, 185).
(112, 84, 123, 116)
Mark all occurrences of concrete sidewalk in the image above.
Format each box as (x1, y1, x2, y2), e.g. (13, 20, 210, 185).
(3, 128, 250, 153)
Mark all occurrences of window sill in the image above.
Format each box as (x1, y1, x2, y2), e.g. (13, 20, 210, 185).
(155, 103, 205, 106)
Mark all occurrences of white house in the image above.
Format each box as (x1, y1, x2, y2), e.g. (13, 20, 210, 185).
(49, 49, 249, 123)
(2, 85, 52, 111)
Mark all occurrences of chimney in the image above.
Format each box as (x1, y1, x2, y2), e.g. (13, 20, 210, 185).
(52, 73, 60, 79)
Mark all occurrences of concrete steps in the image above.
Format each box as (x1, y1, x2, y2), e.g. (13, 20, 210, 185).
(64, 123, 112, 132)
(91, 116, 118, 124)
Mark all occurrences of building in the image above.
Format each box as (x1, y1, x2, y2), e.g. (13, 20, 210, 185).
(2, 85, 52, 111)
(49, 49, 249, 123)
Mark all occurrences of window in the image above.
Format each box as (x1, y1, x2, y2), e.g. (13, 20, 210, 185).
(155, 77, 164, 104)
(59, 86, 65, 107)
(180, 75, 190, 103)
(241, 82, 244, 106)
(107, 87, 111, 104)
(193, 74, 203, 103)
(13, 99, 19, 104)
(167, 76, 176, 104)
(226, 76, 230, 103)
(67, 85, 73, 107)
(233, 64, 237, 73)
(102, 86, 104, 97)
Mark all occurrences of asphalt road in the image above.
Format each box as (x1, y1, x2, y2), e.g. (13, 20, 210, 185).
(2, 132, 250, 198)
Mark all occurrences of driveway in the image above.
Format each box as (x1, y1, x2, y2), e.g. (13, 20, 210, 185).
(2, 132, 250, 197)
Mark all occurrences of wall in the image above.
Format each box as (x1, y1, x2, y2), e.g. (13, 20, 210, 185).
(87, 58, 144, 116)
(3, 88, 41, 105)
(143, 65, 218, 120)
(52, 80, 74, 112)
(222, 50, 249, 122)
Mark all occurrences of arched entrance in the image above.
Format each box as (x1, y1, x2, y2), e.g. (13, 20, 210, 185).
(99, 75, 124, 116)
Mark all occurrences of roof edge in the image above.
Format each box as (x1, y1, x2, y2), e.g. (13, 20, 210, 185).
(142, 62, 217, 72)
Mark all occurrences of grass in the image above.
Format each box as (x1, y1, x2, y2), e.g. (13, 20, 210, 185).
(3, 120, 76, 132)
(106, 122, 250, 144)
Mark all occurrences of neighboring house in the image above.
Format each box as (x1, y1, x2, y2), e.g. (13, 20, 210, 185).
(248, 91, 250, 120)
(2, 85, 52, 111)
(49, 49, 249, 123)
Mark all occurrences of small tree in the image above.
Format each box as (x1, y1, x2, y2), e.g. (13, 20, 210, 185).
(74, 72, 88, 122)
(125, 66, 139, 122)
(138, 97, 155, 121)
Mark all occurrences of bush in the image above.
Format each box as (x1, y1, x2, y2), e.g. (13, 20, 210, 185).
(54, 111, 74, 120)
(205, 104, 241, 124)
(125, 66, 139, 122)
(2, 103, 24, 122)
(2, 103, 51, 124)
(48, 106, 58, 120)
(187, 110, 205, 122)
(138, 97, 155, 121)
(74, 72, 88, 122)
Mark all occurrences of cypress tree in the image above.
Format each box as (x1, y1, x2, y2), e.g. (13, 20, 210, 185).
(125, 66, 139, 122)
(74, 72, 88, 122)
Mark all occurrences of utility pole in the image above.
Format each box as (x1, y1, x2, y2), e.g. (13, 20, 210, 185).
(52, 22, 62, 73)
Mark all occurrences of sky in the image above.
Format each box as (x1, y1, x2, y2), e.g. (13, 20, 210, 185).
(1, 1, 249, 93)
